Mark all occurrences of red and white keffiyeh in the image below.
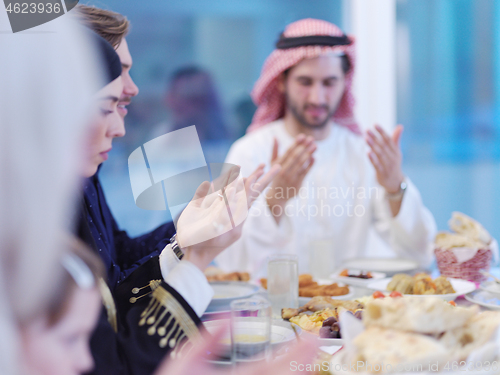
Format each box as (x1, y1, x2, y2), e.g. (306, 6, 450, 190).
(248, 18, 361, 135)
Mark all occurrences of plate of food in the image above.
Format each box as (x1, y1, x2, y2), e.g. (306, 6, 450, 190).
(203, 318, 301, 351)
(298, 276, 354, 305)
(367, 273, 476, 301)
(261, 274, 352, 304)
(207, 282, 260, 311)
(281, 296, 365, 345)
(465, 290, 500, 310)
(330, 296, 500, 374)
(330, 269, 387, 287)
(479, 280, 500, 295)
(340, 258, 419, 275)
(205, 267, 251, 282)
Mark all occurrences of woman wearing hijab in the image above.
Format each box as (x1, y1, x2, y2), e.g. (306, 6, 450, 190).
(74, 28, 287, 375)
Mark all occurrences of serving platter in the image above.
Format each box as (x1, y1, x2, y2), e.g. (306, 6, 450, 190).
(297, 278, 354, 306)
(206, 281, 260, 311)
(298, 288, 355, 306)
(479, 281, 500, 294)
(367, 277, 476, 301)
(465, 290, 500, 310)
(341, 258, 419, 275)
(204, 318, 301, 350)
(330, 269, 387, 287)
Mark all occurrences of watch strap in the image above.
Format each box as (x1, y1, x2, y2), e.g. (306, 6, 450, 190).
(386, 179, 407, 201)
(170, 234, 184, 260)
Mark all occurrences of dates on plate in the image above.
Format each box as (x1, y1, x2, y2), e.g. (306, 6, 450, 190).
(319, 325, 340, 339)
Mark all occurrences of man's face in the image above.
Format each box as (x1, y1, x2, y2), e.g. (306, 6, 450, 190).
(281, 55, 346, 129)
(115, 39, 139, 119)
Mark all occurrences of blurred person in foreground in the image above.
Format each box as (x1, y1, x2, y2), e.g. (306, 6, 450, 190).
(21, 240, 105, 375)
(216, 19, 437, 277)
(0, 13, 316, 375)
(0, 12, 99, 374)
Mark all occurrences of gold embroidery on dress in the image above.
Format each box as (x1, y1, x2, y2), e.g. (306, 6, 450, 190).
(98, 278, 118, 333)
(129, 279, 162, 303)
(170, 333, 187, 359)
(159, 323, 178, 348)
(140, 285, 201, 350)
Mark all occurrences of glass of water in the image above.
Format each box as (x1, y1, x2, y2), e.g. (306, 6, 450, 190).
(267, 254, 299, 318)
(308, 237, 335, 279)
(230, 298, 272, 365)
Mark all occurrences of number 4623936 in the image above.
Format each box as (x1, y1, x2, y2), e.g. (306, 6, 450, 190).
(5, 3, 61, 14)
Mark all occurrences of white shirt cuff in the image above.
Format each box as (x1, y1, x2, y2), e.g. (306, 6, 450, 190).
(164, 261, 214, 317)
(159, 244, 180, 279)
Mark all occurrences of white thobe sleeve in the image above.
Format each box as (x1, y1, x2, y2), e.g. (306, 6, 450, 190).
(161, 258, 214, 317)
(215, 138, 294, 276)
(371, 177, 437, 267)
(216, 194, 294, 276)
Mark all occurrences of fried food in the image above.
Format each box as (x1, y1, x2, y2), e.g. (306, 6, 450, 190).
(281, 296, 363, 320)
(260, 278, 267, 289)
(298, 274, 315, 288)
(260, 274, 350, 297)
(413, 275, 437, 295)
(434, 276, 455, 294)
(387, 273, 415, 294)
(206, 271, 250, 282)
(387, 273, 455, 295)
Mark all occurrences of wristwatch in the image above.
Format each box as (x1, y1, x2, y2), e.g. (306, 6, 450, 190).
(386, 179, 407, 201)
(170, 234, 184, 260)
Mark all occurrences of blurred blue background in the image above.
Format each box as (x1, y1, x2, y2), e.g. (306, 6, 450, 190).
(94, 0, 500, 246)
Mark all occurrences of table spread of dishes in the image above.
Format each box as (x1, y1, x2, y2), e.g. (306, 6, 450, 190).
(202, 212, 500, 374)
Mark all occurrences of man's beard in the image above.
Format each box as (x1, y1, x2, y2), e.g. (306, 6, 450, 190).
(286, 93, 336, 129)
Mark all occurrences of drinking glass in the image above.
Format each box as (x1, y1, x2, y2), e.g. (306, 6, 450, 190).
(267, 254, 298, 318)
(230, 298, 272, 365)
(308, 237, 335, 279)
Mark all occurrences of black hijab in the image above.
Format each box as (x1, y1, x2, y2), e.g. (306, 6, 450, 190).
(92, 32, 122, 85)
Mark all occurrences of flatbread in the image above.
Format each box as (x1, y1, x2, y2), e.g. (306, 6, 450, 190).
(363, 296, 479, 334)
(448, 212, 491, 245)
(434, 232, 485, 250)
(440, 311, 500, 360)
(353, 327, 450, 373)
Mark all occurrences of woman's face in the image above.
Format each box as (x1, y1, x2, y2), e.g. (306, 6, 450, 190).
(83, 76, 125, 177)
(21, 288, 102, 375)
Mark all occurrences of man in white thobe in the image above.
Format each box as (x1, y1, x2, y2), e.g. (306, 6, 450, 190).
(216, 19, 437, 278)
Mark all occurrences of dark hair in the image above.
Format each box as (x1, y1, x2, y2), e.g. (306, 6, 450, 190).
(46, 237, 105, 327)
(340, 54, 351, 74)
(74, 5, 130, 49)
(170, 66, 205, 82)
